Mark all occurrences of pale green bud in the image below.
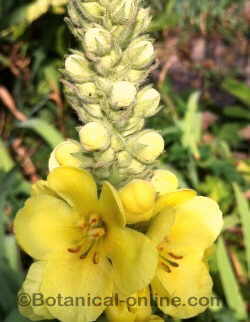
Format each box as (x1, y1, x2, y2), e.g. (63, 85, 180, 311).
(111, 81, 137, 109)
(119, 159, 146, 175)
(65, 54, 93, 81)
(123, 117, 144, 136)
(125, 39, 154, 69)
(133, 8, 152, 36)
(111, 0, 137, 24)
(86, 104, 103, 118)
(79, 122, 110, 151)
(134, 87, 160, 117)
(130, 130, 165, 163)
(117, 151, 132, 168)
(84, 27, 112, 56)
(77, 82, 97, 98)
(96, 50, 121, 76)
(80, 2, 105, 22)
(94, 148, 115, 163)
(126, 69, 147, 83)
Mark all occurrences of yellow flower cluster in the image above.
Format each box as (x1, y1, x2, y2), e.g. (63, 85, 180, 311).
(15, 165, 223, 322)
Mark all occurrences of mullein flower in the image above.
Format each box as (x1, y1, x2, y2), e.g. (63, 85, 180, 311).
(105, 288, 163, 322)
(15, 167, 158, 322)
(119, 173, 223, 319)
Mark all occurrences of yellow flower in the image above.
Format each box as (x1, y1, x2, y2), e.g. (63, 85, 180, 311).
(147, 191, 223, 319)
(14, 167, 158, 322)
(119, 172, 223, 319)
(105, 288, 163, 322)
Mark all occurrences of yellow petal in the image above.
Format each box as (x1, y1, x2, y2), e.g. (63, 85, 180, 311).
(155, 189, 196, 214)
(104, 228, 158, 296)
(19, 262, 53, 321)
(47, 166, 98, 214)
(99, 182, 126, 227)
(151, 169, 178, 196)
(14, 195, 82, 260)
(41, 254, 113, 322)
(166, 196, 223, 251)
(152, 250, 213, 319)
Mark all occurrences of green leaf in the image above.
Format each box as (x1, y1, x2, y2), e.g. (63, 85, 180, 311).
(0, 139, 15, 172)
(233, 183, 250, 276)
(18, 118, 64, 149)
(180, 91, 202, 159)
(216, 238, 247, 320)
(222, 78, 250, 106)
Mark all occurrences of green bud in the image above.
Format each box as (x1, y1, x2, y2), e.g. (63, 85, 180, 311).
(65, 53, 93, 82)
(129, 130, 164, 163)
(124, 39, 154, 69)
(77, 82, 97, 98)
(119, 159, 146, 175)
(134, 87, 160, 117)
(79, 122, 110, 151)
(111, 135, 124, 152)
(79, 2, 105, 22)
(84, 27, 112, 56)
(111, 0, 138, 24)
(133, 8, 152, 36)
(94, 147, 115, 164)
(110, 81, 137, 109)
(117, 151, 132, 168)
(123, 117, 144, 136)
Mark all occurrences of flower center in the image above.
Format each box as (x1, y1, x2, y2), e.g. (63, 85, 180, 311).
(67, 213, 106, 263)
(158, 242, 183, 273)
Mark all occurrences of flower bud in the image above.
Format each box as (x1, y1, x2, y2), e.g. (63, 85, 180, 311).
(133, 8, 152, 36)
(48, 140, 82, 171)
(111, 135, 123, 152)
(125, 39, 154, 69)
(134, 87, 160, 117)
(77, 82, 97, 98)
(111, 0, 137, 24)
(123, 117, 144, 136)
(80, 2, 104, 22)
(130, 130, 164, 163)
(151, 170, 178, 196)
(119, 179, 156, 223)
(94, 148, 115, 163)
(111, 81, 137, 109)
(65, 54, 93, 81)
(126, 69, 147, 83)
(117, 151, 132, 168)
(79, 122, 110, 151)
(119, 159, 145, 175)
(84, 27, 112, 56)
(87, 104, 103, 118)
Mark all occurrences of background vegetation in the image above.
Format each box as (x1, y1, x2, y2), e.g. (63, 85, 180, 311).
(0, 0, 250, 321)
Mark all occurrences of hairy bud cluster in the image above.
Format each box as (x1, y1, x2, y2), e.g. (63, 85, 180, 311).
(63, 0, 164, 186)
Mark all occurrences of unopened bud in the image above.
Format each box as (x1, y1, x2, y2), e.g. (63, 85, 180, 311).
(151, 170, 178, 196)
(125, 39, 154, 69)
(111, 81, 137, 109)
(77, 82, 97, 98)
(79, 122, 110, 151)
(94, 148, 115, 163)
(119, 179, 156, 223)
(65, 54, 93, 81)
(111, 0, 137, 24)
(130, 130, 164, 163)
(48, 140, 82, 171)
(133, 8, 152, 36)
(135, 87, 160, 117)
(80, 2, 105, 22)
(117, 151, 132, 168)
(84, 28, 112, 56)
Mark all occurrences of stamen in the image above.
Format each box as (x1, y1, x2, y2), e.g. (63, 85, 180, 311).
(88, 214, 101, 227)
(168, 252, 183, 260)
(88, 227, 105, 239)
(80, 241, 95, 259)
(160, 255, 179, 268)
(161, 262, 171, 273)
(93, 252, 99, 264)
(67, 246, 81, 253)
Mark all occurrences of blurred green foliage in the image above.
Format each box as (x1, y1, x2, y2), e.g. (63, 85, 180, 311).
(1, 0, 250, 321)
